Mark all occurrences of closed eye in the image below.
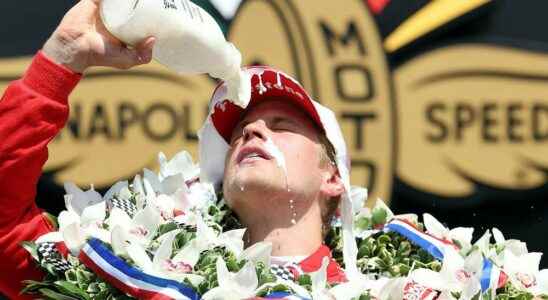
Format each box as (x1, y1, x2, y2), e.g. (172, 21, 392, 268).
(270, 117, 298, 131)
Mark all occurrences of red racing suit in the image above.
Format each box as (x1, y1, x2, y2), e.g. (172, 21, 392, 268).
(0, 52, 345, 299)
(0, 51, 81, 299)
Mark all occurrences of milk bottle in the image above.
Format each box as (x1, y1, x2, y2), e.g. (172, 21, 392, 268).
(100, 0, 250, 107)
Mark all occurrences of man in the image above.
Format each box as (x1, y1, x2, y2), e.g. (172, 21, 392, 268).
(0, 0, 354, 298)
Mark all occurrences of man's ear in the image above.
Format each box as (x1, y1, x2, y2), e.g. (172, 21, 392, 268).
(320, 166, 345, 198)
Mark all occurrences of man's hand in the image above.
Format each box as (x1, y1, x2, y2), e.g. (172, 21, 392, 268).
(42, 0, 155, 73)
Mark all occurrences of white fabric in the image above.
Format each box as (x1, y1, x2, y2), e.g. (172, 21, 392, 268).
(271, 255, 307, 266)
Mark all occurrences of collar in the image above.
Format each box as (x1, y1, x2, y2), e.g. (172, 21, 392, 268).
(296, 245, 347, 283)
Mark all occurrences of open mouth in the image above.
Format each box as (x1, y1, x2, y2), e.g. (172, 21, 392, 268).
(237, 145, 272, 164)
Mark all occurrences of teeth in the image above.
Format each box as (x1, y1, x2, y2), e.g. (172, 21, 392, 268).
(243, 152, 263, 160)
(246, 153, 261, 159)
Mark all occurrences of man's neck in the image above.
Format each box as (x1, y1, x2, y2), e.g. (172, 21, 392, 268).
(241, 200, 324, 257)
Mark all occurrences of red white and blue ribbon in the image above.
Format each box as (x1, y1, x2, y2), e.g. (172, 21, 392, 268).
(385, 218, 508, 295)
(263, 291, 310, 299)
(79, 238, 200, 300)
(384, 218, 457, 260)
(480, 259, 508, 293)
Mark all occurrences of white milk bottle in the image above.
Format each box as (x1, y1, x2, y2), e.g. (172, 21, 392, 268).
(100, 0, 250, 107)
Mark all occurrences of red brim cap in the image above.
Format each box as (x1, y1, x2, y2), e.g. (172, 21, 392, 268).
(210, 66, 324, 143)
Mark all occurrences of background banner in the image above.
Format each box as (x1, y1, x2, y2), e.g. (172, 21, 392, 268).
(1, 0, 546, 271)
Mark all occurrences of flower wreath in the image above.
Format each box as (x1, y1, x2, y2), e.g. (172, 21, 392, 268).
(22, 151, 548, 300)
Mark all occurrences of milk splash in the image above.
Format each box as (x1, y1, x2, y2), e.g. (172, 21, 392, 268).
(100, 0, 251, 108)
(263, 138, 286, 174)
(257, 70, 267, 95)
(263, 138, 297, 225)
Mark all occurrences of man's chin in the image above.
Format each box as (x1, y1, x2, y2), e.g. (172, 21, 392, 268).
(226, 173, 284, 195)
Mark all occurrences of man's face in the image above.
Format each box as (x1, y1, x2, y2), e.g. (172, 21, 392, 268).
(222, 100, 326, 212)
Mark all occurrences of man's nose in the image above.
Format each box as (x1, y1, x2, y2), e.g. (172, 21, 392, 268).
(242, 120, 268, 142)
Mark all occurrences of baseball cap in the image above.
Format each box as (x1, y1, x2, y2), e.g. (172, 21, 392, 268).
(198, 66, 360, 276)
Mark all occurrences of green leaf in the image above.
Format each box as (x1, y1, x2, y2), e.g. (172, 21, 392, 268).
(20, 241, 40, 262)
(38, 288, 80, 300)
(21, 280, 56, 294)
(371, 208, 388, 226)
(355, 217, 370, 231)
(42, 212, 59, 230)
(54, 281, 91, 300)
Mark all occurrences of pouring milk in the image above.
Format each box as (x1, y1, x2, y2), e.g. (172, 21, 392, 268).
(100, 0, 250, 107)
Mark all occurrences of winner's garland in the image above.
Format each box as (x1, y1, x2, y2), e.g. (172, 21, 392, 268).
(22, 151, 548, 300)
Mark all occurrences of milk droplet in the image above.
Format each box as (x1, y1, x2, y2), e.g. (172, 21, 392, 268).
(258, 73, 267, 95)
(275, 72, 282, 88)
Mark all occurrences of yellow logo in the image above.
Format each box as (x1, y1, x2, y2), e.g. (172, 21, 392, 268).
(1, 0, 546, 204)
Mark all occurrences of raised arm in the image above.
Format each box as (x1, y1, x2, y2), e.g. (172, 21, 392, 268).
(0, 0, 154, 297)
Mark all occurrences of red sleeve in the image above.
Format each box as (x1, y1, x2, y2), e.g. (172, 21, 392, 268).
(0, 51, 81, 299)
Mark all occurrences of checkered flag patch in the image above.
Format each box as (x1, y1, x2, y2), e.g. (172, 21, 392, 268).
(109, 197, 138, 217)
(37, 242, 72, 273)
(270, 264, 296, 282)
(175, 222, 197, 232)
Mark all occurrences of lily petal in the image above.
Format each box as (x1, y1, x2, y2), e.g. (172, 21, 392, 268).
(423, 213, 448, 239)
(172, 239, 202, 267)
(152, 230, 179, 267)
(58, 210, 80, 231)
(127, 243, 154, 272)
(80, 201, 106, 226)
(62, 222, 85, 256)
(215, 256, 230, 288)
(239, 241, 272, 267)
(234, 261, 258, 295)
(36, 231, 63, 244)
(111, 225, 132, 256)
(107, 207, 133, 230)
(103, 181, 128, 202)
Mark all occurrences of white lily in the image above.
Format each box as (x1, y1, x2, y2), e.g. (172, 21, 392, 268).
(129, 175, 148, 209)
(329, 271, 388, 300)
(186, 181, 217, 211)
(108, 205, 162, 256)
(143, 168, 187, 197)
(473, 230, 497, 259)
(148, 193, 179, 220)
(195, 215, 246, 257)
(173, 209, 200, 227)
(502, 249, 548, 296)
(126, 230, 204, 286)
(490, 227, 528, 266)
(201, 257, 258, 300)
(63, 182, 103, 215)
(412, 247, 483, 299)
(158, 151, 200, 182)
(37, 183, 109, 255)
(377, 277, 407, 300)
(170, 182, 216, 217)
(423, 213, 474, 254)
(238, 241, 272, 267)
(103, 180, 128, 202)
